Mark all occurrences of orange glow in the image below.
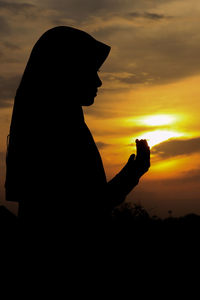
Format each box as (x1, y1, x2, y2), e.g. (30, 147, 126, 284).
(138, 114, 177, 126)
(85, 75, 200, 191)
(134, 129, 183, 148)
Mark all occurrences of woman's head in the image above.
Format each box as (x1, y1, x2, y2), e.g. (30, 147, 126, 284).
(17, 26, 110, 106)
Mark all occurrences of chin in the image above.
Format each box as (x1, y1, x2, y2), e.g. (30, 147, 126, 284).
(81, 96, 95, 106)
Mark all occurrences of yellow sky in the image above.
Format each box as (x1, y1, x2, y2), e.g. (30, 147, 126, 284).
(1, 64, 200, 218)
(1, 0, 200, 217)
(84, 74, 200, 213)
(84, 74, 200, 217)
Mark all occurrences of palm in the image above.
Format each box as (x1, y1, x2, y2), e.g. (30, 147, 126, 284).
(135, 139, 150, 176)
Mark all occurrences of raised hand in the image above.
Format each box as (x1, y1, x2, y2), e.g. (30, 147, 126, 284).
(135, 139, 150, 177)
(125, 139, 150, 179)
(107, 139, 150, 207)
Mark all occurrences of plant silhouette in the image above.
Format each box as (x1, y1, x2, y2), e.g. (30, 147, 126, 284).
(4, 26, 150, 238)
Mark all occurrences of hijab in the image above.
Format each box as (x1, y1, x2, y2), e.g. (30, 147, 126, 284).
(5, 26, 111, 204)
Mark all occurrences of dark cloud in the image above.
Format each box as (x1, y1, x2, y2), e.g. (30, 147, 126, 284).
(40, 0, 180, 20)
(91, 71, 154, 95)
(102, 72, 153, 86)
(144, 12, 166, 20)
(143, 169, 200, 189)
(98, 23, 200, 87)
(41, 0, 133, 21)
(127, 11, 171, 20)
(3, 41, 20, 50)
(127, 12, 141, 18)
(0, 45, 21, 63)
(84, 106, 123, 119)
(0, 0, 199, 98)
(96, 126, 149, 137)
(96, 141, 110, 149)
(152, 137, 200, 158)
(0, 16, 10, 36)
(27, 0, 199, 88)
(0, 1, 35, 14)
(0, 75, 20, 107)
(163, 169, 200, 185)
(0, 151, 5, 163)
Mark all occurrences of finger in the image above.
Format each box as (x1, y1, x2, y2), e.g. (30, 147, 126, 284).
(136, 139, 143, 149)
(128, 153, 135, 162)
(143, 139, 149, 147)
(141, 142, 150, 153)
(140, 139, 149, 147)
(136, 140, 150, 154)
(136, 141, 150, 164)
(136, 139, 148, 147)
(135, 139, 143, 147)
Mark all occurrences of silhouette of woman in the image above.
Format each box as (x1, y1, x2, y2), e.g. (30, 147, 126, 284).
(5, 26, 150, 235)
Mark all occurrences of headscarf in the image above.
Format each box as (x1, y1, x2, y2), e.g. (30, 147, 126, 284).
(5, 26, 111, 202)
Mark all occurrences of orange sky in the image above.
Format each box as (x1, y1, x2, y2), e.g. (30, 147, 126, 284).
(0, 0, 200, 217)
(83, 75, 200, 217)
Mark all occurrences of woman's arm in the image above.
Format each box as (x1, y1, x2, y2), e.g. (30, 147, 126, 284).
(107, 139, 150, 209)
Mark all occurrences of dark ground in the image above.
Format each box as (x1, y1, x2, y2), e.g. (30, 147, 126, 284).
(1, 202, 200, 242)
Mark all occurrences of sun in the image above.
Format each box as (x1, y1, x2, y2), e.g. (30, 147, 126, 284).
(136, 130, 183, 148)
(139, 114, 176, 126)
(125, 113, 180, 127)
(125, 113, 184, 147)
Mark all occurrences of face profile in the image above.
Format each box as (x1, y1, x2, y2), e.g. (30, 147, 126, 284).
(78, 70, 102, 106)
(18, 26, 110, 109)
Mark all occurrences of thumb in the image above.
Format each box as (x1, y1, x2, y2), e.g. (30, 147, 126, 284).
(128, 154, 135, 163)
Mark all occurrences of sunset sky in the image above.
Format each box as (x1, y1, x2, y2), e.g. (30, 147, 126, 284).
(0, 0, 200, 218)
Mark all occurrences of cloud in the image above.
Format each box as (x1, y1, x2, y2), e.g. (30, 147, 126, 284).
(100, 21, 200, 86)
(94, 125, 156, 138)
(126, 11, 172, 20)
(144, 169, 200, 188)
(39, 0, 132, 21)
(144, 12, 167, 20)
(65, 1, 200, 87)
(0, 39, 22, 64)
(0, 75, 20, 107)
(0, 1, 36, 15)
(0, 151, 6, 162)
(96, 141, 110, 149)
(3, 41, 20, 50)
(0, 2, 48, 43)
(0, 16, 10, 36)
(0, 0, 200, 103)
(165, 169, 200, 184)
(102, 72, 151, 86)
(39, 0, 180, 20)
(84, 105, 123, 119)
(152, 137, 200, 158)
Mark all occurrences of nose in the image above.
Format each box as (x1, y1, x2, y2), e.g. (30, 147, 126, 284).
(96, 73, 102, 88)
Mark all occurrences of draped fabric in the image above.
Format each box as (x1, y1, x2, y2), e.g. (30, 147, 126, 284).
(5, 27, 112, 234)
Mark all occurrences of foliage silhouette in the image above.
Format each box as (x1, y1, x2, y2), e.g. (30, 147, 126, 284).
(0, 203, 200, 240)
